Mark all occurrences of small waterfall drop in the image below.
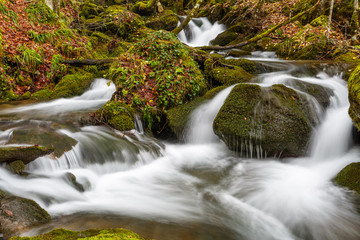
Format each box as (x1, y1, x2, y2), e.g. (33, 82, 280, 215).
(177, 17, 226, 47)
(185, 85, 235, 143)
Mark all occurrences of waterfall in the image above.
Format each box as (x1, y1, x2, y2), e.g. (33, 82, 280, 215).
(177, 17, 226, 47)
(185, 85, 236, 144)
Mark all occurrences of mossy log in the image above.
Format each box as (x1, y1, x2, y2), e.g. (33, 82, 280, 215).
(62, 59, 115, 66)
(0, 146, 54, 164)
(200, 0, 321, 51)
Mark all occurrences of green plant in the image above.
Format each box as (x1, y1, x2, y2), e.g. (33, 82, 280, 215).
(26, 0, 57, 24)
(15, 45, 43, 71)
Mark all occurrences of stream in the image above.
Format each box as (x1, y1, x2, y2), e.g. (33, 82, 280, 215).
(0, 18, 360, 240)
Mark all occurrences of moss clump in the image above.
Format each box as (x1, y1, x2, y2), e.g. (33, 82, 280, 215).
(227, 50, 251, 58)
(210, 30, 238, 46)
(131, 0, 156, 16)
(334, 162, 360, 194)
(310, 15, 328, 28)
(79, 0, 104, 19)
(96, 101, 135, 131)
(212, 66, 253, 85)
(222, 58, 257, 74)
(145, 10, 178, 31)
(8, 160, 26, 175)
(213, 83, 314, 158)
(348, 65, 360, 130)
(10, 228, 148, 240)
(32, 89, 52, 100)
(51, 71, 94, 98)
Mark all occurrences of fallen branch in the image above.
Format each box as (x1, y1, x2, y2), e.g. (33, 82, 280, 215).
(62, 59, 115, 66)
(199, 0, 321, 51)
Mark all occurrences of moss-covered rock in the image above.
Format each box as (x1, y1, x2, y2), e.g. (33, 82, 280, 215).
(108, 31, 206, 131)
(79, 0, 104, 19)
(334, 162, 360, 194)
(348, 65, 360, 131)
(1, 196, 50, 239)
(275, 24, 333, 60)
(212, 66, 253, 85)
(8, 160, 26, 175)
(310, 15, 328, 28)
(221, 58, 257, 74)
(213, 83, 315, 158)
(145, 10, 178, 31)
(96, 100, 135, 131)
(10, 228, 149, 240)
(51, 71, 94, 99)
(131, 0, 156, 16)
(210, 30, 238, 46)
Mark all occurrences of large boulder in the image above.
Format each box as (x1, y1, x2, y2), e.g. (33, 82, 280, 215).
(0, 146, 54, 164)
(334, 162, 360, 194)
(213, 84, 315, 158)
(0, 195, 51, 239)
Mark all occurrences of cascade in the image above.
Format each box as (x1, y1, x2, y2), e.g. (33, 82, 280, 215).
(0, 20, 359, 240)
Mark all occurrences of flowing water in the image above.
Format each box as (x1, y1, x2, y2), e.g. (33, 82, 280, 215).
(0, 20, 360, 240)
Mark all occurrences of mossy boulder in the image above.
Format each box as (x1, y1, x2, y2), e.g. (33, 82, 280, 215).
(348, 65, 360, 131)
(1, 196, 51, 239)
(51, 71, 94, 99)
(10, 228, 149, 240)
(131, 0, 156, 16)
(210, 30, 238, 46)
(275, 24, 333, 60)
(0, 146, 54, 164)
(145, 10, 178, 31)
(334, 162, 360, 194)
(212, 66, 253, 85)
(221, 58, 257, 74)
(8, 160, 26, 175)
(310, 15, 328, 28)
(108, 31, 206, 130)
(96, 100, 135, 131)
(227, 50, 251, 58)
(213, 84, 315, 158)
(79, 0, 105, 19)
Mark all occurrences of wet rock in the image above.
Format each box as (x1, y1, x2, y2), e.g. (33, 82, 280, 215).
(0, 195, 50, 239)
(213, 84, 315, 158)
(334, 162, 360, 194)
(145, 10, 178, 31)
(8, 160, 26, 175)
(0, 146, 54, 164)
(9, 127, 77, 158)
(210, 30, 238, 46)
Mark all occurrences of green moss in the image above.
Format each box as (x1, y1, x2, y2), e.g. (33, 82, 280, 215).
(335, 51, 360, 64)
(10, 228, 148, 240)
(131, 0, 156, 16)
(222, 58, 257, 74)
(212, 66, 253, 85)
(210, 30, 238, 46)
(8, 160, 26, 175)
(32, 89, 52, 100)
(348, 65, 360, 130)
(310, 15, 328, 28)
(334, 162, 360, 194)
(79, 0, 104, 19)
(145, 10, 178, 31)
(96, 101, 135, 131)
(52, 71, 94, 98)
(213, 83, 313, 157)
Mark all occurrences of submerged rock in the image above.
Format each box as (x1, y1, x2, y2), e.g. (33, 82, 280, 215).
(0, 195, 50, 239)
(334, 162, 360, 194)
(213, 84, 315, 158)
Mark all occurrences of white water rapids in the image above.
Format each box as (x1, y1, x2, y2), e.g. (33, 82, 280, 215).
(0, 19, 359, 240)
